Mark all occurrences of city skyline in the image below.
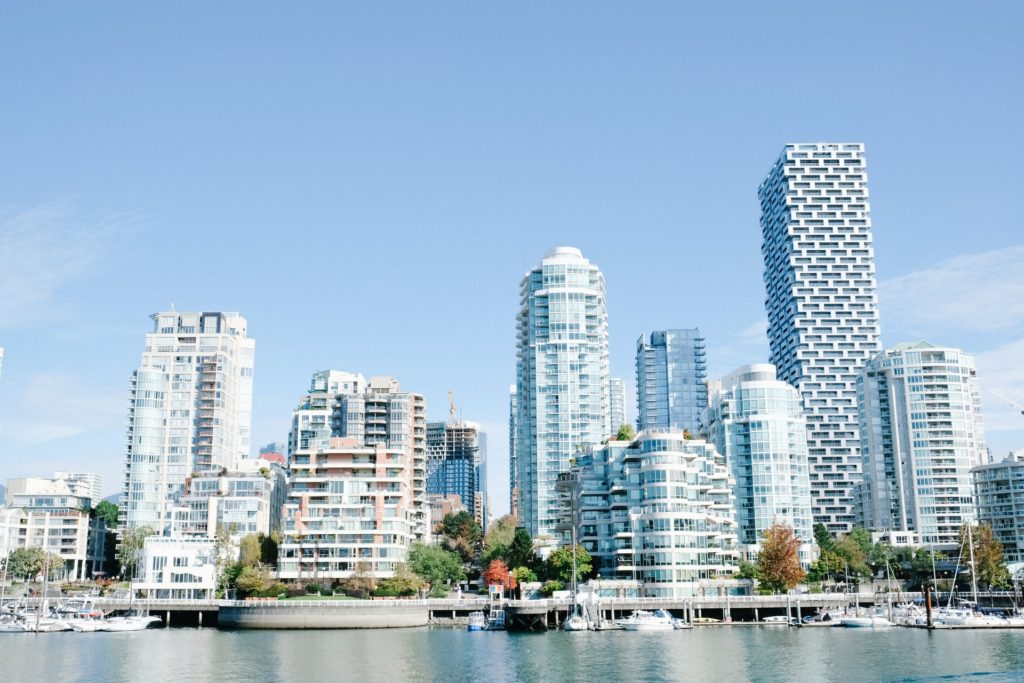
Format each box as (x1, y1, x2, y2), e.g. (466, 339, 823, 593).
(2, 4, 1023, 520)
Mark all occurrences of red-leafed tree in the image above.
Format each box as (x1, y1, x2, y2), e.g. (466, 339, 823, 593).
(483, 559, 517, 594)
(757, 522, 806, 593)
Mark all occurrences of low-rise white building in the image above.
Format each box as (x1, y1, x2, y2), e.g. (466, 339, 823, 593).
(133, 536, 219, 599)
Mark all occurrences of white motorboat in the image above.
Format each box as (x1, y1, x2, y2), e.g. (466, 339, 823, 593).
(102, 615, 161, 632)
(840, 608, 893, 628)
(0, 617, 28, 633)
(616, 609, 676, 631)
(27, 617, 72, 632)
(931, 607, 1006, 627)
(69, 619, 107, 633)
(763, 615, 791, 625)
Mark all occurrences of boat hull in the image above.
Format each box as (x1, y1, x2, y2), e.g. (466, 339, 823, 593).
(619, 622, 674, 631)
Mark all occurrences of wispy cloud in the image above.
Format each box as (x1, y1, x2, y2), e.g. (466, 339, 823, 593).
(0, 203, 124, 328)
(0, 373, 125, 446)
(709, 318, 769, 378)
(879, 245, 1024, 336)
(976, 338, 1024, 434)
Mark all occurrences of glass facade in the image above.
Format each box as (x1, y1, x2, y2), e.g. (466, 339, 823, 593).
(567, 432, 739, 597)
(859, 342, 986, 547)
(426, 421, 483, 523)
(635, 329, 707, 433)
(516, 247, 610, 540)
(122, 311, 255, 533)
(705, 364, 815, 563)
(973, 455, 1024, 564)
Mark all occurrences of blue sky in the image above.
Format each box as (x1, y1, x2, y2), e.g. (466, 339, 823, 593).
(1, 3, 1023, 513)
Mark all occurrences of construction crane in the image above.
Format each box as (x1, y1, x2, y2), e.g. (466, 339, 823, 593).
(991, 390, 1024, 419)
(448, 390, 456, 424)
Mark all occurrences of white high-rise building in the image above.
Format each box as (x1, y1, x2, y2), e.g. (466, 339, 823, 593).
(704, 364, 815, 564)
(760, 143, 882, 534)
(516, 247, 610, 541)
(609, 377, 626, 433)
(122, 310, 255, 533)
(858, 342, 986, 547)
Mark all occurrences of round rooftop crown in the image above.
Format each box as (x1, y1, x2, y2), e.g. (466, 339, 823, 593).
(544, 246, 584, 259)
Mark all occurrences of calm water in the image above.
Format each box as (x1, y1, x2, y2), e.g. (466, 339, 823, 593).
(5, 626, 1024, 682)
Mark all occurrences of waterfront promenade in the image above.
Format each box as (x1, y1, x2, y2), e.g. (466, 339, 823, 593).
(9, 592, 1020, 630)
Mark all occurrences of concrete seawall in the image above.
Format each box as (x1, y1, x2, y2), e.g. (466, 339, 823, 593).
(219, 601, 431, 629)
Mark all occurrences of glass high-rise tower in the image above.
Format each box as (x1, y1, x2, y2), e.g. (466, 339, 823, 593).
(760, 143, 882, 534)
(515, 246, 609, 540)
(122, 310, 255, 533)
(635, 329, 707, 433)
(705, 364, 815, 564)
(609, 377, 626, 432)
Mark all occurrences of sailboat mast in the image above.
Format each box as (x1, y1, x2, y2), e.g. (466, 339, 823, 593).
(967, 524, 979, 604)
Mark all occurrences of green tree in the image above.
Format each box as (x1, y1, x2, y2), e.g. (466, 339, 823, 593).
(833, 534, 871, 578)
(506, 527, 536, 571)
(847, 527, 874, 557)
(539, 580, 564, 596)
(807, 549, 845, 583)
(960, 523, 1011, 589)
(544, 545, 592, 585)
(6, 547, 44, 580)
(481, 515, 517, 564)
(239, 535, 261, 568)
(439, 511, 482, 562)
(912, 548, 943, 575)
(869, 541, 895, 574)
(92, 500, 121, 528)
(213, 525, 239, 595)
(116, 526, 155, 579)
(259, 532, 280, 567)
(735, 560, 759, 580)
(375, 563, 424, 597)
(615, 424, 636, 441)
(510, 566, 537, 583)
(756, 523, 806, 593)
(813, 523, 835, 553)
(234, 565, 270, 597)
(408, 543, 466, 589)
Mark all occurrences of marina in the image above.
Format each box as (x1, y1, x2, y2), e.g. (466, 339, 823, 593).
(6, 591, 1024, 633)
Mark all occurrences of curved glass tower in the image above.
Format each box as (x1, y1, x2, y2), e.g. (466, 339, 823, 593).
(515, 247, 610, 541)
(705, 364, 815, 564)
